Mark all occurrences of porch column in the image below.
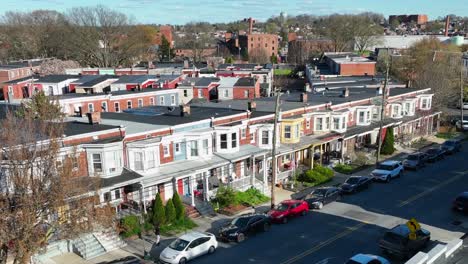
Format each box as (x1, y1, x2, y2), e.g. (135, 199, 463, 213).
(204, 174, 209, 202)
(339, 139, 345, 163)
(262, 154, 268, 194)
(436, 115, 440, 133)
(189, 176, 195, 206)
(309, 146, 314, 170)
(251, 155, 255, 187)
(140, 184, 146, 214)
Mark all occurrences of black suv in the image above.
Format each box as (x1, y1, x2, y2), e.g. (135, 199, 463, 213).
(424, 147, 445, 162)
(303, 187, 342, 209)
(379, 224, 430, 258)
(218, 214, 271, 243)
(441, 139, 462, 154)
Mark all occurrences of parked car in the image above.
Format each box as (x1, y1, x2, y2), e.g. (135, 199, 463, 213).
(456, 120, 468, 131)
(403, 152, 427, 170)
(218, 213, 271, 243)
(452, 192, 468, 214)
(268, 199, 309, 224)
(457, 102, 468, 110)
(303, 187, 341, 209)
(424, 147, 445, 162)
(379, 224, 430, 259)
(441, 139, 462, 154)
(371, 160, 404, 182)
(340, 176, 372, 194)
(159, 231, 218, 264)
(345, 254, 390, 264)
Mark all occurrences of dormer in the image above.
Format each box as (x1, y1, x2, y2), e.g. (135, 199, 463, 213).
(355, 106, 373, 126)
(331, 110, 348, 133)
(215, 126, 240, 153)
(402, 98, 417, 116)
(389, 103, 403, 119)
(281, 117, 303, 144)
(83, 140, 124, 178)
(126, 137, 162, 173)
(416, 94, 433, 111)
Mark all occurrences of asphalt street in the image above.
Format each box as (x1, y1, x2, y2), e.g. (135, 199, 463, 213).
(188, 141, 468, 264)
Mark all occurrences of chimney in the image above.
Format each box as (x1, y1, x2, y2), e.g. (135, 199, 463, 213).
(342, 88, 349, 97)
(180, 104, 191, 117)
(444, 16, 450, 37)
(87, 112, 101, 125)
(301, 92, 308, 102)
(248, 101, 256, 112)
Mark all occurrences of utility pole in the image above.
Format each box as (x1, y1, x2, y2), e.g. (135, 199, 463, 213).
(270, 87, 281, 209)
(376, 49, 390, 165)
(460, 56, 464, 124)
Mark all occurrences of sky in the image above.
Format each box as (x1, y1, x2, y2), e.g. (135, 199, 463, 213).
(1, 0, 467, 24)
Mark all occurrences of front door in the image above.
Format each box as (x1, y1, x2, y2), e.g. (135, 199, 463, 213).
(240, 161, 245, 177)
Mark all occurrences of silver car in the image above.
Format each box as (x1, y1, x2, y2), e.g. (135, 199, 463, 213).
(159, 231, 218, 264)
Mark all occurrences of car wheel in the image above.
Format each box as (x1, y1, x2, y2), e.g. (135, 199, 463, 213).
(236, 233, 245, 243)
(263, 222, 271, 232)
(208, 246, 216, 254)
(301, 210, 307, 216)
(386, 176, 391, 183)
(179, 257, 187, 264)
(282, 217, 288, 224)
(316, 202, 324, 209)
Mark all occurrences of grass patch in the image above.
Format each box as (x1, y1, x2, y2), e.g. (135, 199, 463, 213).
(213, 187, 269, 209)
(159, 218, 198, 236)
(436, 132, 460, 139)
(333, 164, 355, 174)
(297, 165, 334, 185)
(274, 69, 292, 76)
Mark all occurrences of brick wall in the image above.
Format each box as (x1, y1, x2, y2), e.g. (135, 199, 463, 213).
(339, 63, 376, 76)
(159, 143, 174, 164)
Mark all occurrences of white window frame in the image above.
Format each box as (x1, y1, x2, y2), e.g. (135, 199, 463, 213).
(138, 99, 143, 107)
(402, 100, 416, 116)
(295, 124, 300, 138)
(171, 95, 176, 105)
(189, 140, 199, 157)
(356, 108, 371, 126)
(250, 131, 255, 143)
(244, 90, 249, 98)
(419, 96, 432, 110)
(241, 128, 247, 139)
(101, 101, 107, 112)
(220, 134, 228, 149)
(159, 96, 165, 105)
(127, 100, 132, 109)
(261, 130, 269, 145)
(331, 113, 347, 132)
(198, 89, 203, 98)
(114, 102, 120, 112)
(134, 152, 143, 171)
(175, 143, 181, 154)
(203, 139, 209, 155)
(92, 153, 102, 173)
(391, 104, 402, 118)
(371, 106, 380, 121)
(150, 97, 155, 105)
(163, 145, 170, 157)
(147, 151, 155, 169)
(88, 103, 94, 113)
(284, 125, 292, 139)
(223, 89, 229, 98)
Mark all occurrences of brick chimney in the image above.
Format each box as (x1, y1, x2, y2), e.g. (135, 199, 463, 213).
(87, 112, 101, 124)
(244, 17, 255, 35)
(445, 15, 450, 37)
(301, 92, 308, 102)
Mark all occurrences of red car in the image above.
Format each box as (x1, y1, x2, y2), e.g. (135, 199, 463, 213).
(268, 200, 309, 224)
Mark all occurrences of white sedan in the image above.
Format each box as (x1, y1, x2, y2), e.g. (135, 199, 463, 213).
(456, 120, 468, 130)
(159, 231, 218, 264)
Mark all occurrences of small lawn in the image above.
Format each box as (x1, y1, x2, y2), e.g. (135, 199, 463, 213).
(212, 187, 270, 209)
(436, 132, 460, 139)
(159, 218, 198, 236)
(333, 164, 355, 174)
(296, 165, 334, 186)
(274, 69, 292, 76)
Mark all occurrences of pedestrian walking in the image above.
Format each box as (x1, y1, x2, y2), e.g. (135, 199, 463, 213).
(154, 225, 160, 246)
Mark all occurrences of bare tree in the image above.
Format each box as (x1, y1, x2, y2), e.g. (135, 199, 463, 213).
(0, 92, 114, 264)
(39, 59, 81, 75)
(249, 47, 269, 64)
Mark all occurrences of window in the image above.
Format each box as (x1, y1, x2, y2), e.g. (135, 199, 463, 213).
(92, 153, 102, 173)
(134, 152, 143, 171)
(203, 139, 209, 155)
(306, 118, 310, 129)
(104, 192, 111, 202)
(127, 100, 132, 109)
(372, 107, 380, 120)
(224, 90, 229, 97)
(241, 128, 247, 139)
(315, 117, 323, 131)
(284, 125, 291, 139)
(333, 117, 340, 130)
(261, 131, 269, 145)
(357, 109, 371, 125)
(101, 102, 107, 112)
(198, 89, 203, 98)
(114, 102, 120, 112)
(250, 132, 255, 143)
(403, 101, 415, 116)
(325, 117, 330, 130)
(175, 143, 181, 154)
(159, 96, 165, 105)
(171, 95, 176, 105)
(220, 134, 228, 149)
(190, 141, 198, 156)
(88, 103, 94, 113)
(148, 151, 155, 169)
(265, 43, 268, 47)
(163, 145, 170, 157)
(244, 90, 249, 98)
(295, 124, 300, 138)
(183, 90, 188, 97)
(138, 99, 143, 107)
(231, 133, 237, 148)
(341, 117, 346, 129)
(392, 104, 401, 118)
(150, 97, 155, 105)
(420, 97, 431, 110)
(114, 189, 121, 200)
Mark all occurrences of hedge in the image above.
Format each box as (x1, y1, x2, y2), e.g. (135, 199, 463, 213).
(152, 193, 166, 226)
(165, 199, 176, 224)
(172, 192, 185, 220)
(121, 215, 141, 238)
(298, 165, 334, 185)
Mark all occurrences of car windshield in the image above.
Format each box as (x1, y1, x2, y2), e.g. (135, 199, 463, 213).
(345, 177, 360, 184)
(377, 164, 393, 170)
(231, 217, 250, 228)
(168, 238, 189, 251)
(312, 189, 327, 197)
(275, 203, 290, 211)
(407, 154, 419, 160)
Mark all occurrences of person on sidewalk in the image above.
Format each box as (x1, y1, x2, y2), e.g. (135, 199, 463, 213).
(154, 225, 160, 246)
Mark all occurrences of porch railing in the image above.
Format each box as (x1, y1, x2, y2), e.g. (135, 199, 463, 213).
(229, 176, 253, 190)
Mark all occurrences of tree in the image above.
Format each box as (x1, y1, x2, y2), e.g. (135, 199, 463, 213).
(380, 127, 395, 155)
(225, 56, 234, 63)
(158, 35, 174, 62)
(249, 47, 268, 64)
(39, 59, 80, 75)
(0, 93, 114, 264)
(270, 54, 278, 64)
(352, 16, 384, 53)
(152, 193, 166, 226)
(172, 192, 185, 221)
(16, 91, 63, 121)
(165, 199, 176, 224)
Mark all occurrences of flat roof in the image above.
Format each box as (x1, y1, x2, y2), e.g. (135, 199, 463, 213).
(111, 75, 158, 84)
(36, 75, 80, 83)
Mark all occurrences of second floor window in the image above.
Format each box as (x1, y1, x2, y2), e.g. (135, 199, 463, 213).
(114, 102, 120, 112)
(306, 119, 310, 129)
(420, 97, 431, 110)
(148, 151, 155, 169)
(134, 152, 143, 171)
(150, 97, 155, 105)
(88, 103, 94, 113)
(231, 133, 237, 148)
(295, 124, 300, 138)
(138, 99, 143, 107)
(244, 90, 249, 98)
(333, 117, 340, 130)
(224, 90, 229, 97)
(261, 131, 269, 145)
(127, 101, 132, 109)
(220, 134, 228, 149)
(183, 90, 188, 97)
(241, 128, 247, 139)
(175, 143, 181, 154)
(315, 117, 323, 131)
(92, 153, 102, 173)
(203, 139, 209, 155)
(284, 125, 291, 139)
(190, 141, 198, 157)
(159, 96, 165, 105)
(163, 145, 170, 157)
(171, 95, 176, 105)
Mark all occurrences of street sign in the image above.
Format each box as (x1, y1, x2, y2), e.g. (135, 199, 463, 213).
(406, 218, 421, 233)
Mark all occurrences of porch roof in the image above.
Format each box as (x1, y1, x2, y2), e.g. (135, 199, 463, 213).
(141, 156, 230, 186)
(100, 168, 144, 190)
(215, 144, 269, 162)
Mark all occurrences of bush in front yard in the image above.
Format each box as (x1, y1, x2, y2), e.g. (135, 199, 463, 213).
(381, 127, 395, 155)
(333, 164, 354, 174)
(165, 198, 176, 224)
(121, 215, 141, 238)
(213, 186, 236, 208)
(235, 188, 269, 206)
(298, 165, 334, 185)
(172, 192, 185, 220)
(152, 193, 166, 226)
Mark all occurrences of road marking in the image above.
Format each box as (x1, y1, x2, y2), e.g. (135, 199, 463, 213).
(279, 222, 366, 264)
(398, 172, 467, 207)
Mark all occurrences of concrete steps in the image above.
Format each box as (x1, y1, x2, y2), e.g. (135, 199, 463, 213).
(94, 231, 127, 252)
(73, 234, 106, 260)
(184, 204, 201, 218)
